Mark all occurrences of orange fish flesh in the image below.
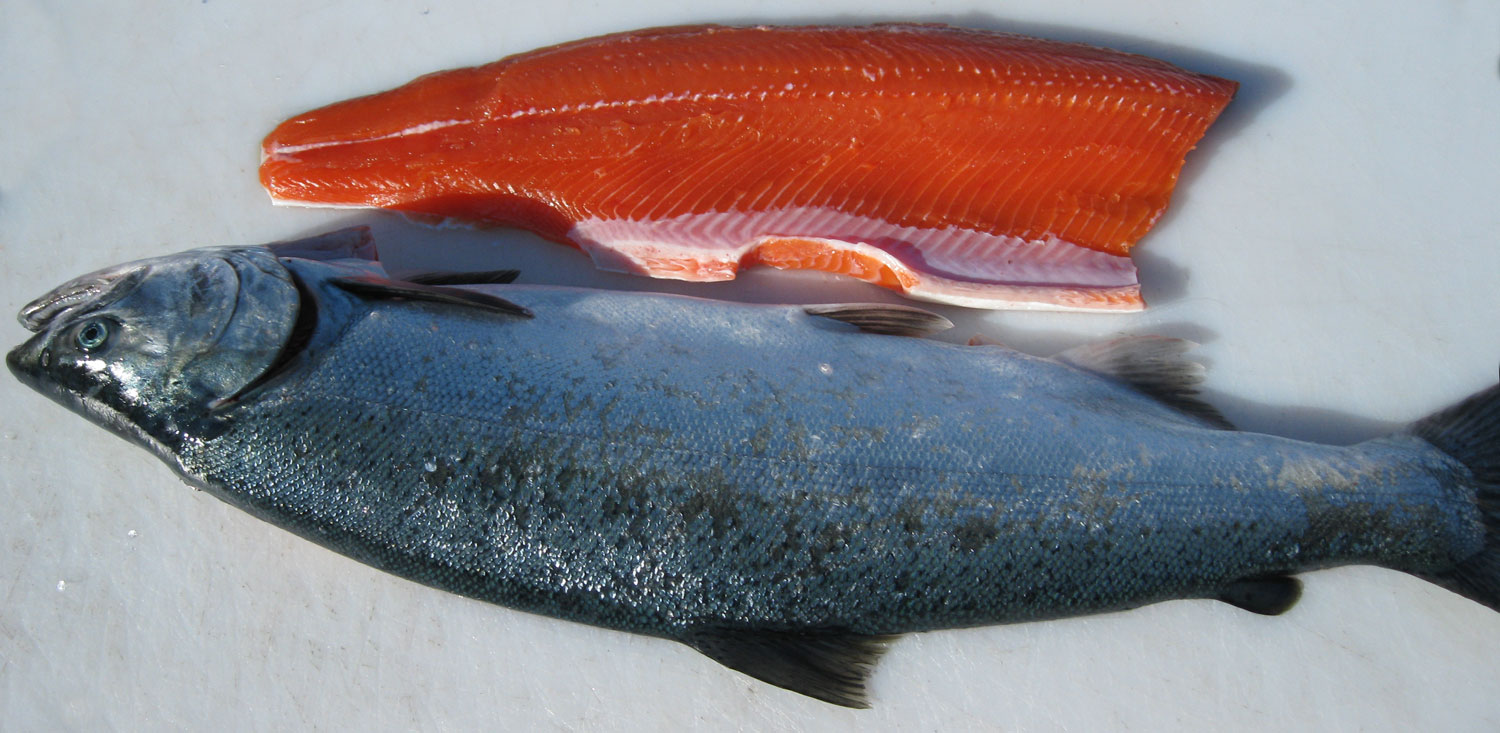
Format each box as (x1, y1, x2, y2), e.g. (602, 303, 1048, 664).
(260, 24, 1237, 311)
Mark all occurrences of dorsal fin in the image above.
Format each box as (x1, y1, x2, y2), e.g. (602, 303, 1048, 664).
(330, 275, 532, 318)
(266, 226, 378, 261)
(686, 627, 898, 708)
(404, 269, 521, 286)
(1057, 335, 1234, 429)
(804, 303, 952, 337)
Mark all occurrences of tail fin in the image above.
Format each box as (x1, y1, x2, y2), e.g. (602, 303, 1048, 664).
(1411, 382, 1500, 610)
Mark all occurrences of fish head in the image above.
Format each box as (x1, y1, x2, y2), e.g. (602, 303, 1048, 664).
(8, 245, 300, 453)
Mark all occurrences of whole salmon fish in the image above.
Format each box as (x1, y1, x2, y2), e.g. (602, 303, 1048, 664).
(260, 25, 1238, 311)
(9, 229, 1498, 707)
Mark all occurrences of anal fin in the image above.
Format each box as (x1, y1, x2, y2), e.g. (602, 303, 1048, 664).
(1218, 575, 1302, 615)
(686, 627, 898, 708)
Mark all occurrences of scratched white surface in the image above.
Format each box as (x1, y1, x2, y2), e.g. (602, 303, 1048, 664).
(3, 2, 1499, 730)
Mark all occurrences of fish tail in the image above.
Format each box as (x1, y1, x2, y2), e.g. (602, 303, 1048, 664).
(1411, 382, 1500, 610)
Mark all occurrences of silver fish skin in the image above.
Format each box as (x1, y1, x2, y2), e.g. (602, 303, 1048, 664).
(9, 229, 1500, 708)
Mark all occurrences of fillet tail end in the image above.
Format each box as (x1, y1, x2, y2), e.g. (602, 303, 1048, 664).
(1412, 382, 1500, 611)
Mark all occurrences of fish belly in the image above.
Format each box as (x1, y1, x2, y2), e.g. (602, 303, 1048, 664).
(259, 25, 1237, 310)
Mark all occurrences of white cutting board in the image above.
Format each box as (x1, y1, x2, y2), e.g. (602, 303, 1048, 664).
(2, 1, 1498, 730)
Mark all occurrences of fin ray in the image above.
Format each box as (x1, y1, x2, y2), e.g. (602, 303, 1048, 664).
(330, 275, 532, 318)
(1411, 382, 1500, 610)
(404, 269, 521, 286)
(804, 303, 952, 337)
(266, 226, 377, 261)
(1057, 335, 1233, 429)
(686, 627, 898, 708)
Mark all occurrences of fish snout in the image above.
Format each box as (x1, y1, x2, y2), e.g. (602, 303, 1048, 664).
(6, 334, 47, 391)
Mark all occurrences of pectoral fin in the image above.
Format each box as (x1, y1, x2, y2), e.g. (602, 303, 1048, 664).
(404, 269, 521, 286)
(330, 275, 532, 318)
(686, 627, 898, 708)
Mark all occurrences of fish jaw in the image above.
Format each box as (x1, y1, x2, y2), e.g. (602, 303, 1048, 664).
(7, 333, 48, 395)
(258, 24, 1234, 310)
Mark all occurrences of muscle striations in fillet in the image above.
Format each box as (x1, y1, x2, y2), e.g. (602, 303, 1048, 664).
(260, 24, 1237, 310)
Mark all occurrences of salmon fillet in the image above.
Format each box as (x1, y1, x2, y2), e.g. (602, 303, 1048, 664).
(260, 24, 1237, 311)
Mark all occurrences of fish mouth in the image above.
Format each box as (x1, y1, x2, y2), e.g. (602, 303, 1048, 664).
(7, 331, 64, 405)
(6, 339, 35, 386)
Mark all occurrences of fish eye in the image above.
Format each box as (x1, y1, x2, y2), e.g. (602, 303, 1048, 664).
(75, 319, 112, 352)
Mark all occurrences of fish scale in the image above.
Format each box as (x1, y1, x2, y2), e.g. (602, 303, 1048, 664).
(9, 233, 1499, 707)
